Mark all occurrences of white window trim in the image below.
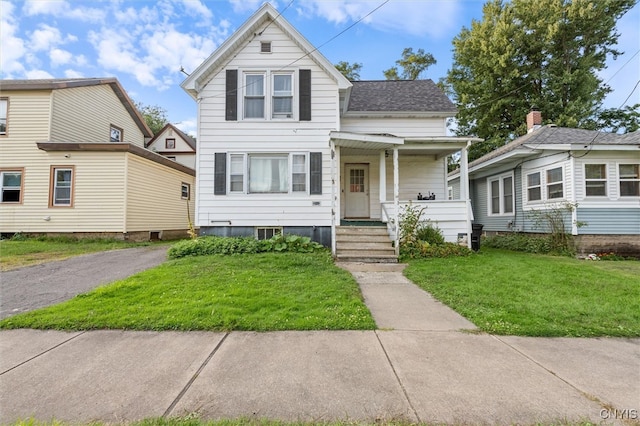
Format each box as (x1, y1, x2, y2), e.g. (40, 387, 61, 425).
(618, 162, 640, 198)
(227, 152, 310, 195)
(524, 164, 567, 208)
(240, 70, 296, 121)
(487, 172, 515, 216)
(583, 163, 608, 198)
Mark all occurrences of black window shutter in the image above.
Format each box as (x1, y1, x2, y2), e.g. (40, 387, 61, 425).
(214, 153, 227, 195)
(310, 152, 322, 195)
(225, 70, 238, 121)
(299, 69, 311, 121)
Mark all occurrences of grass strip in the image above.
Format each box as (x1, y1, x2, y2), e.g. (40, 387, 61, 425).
(0, 252, 375, 331)
(404, 248, 640, 337)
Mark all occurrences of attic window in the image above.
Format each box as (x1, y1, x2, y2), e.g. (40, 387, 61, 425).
(260, 42, 272, 53)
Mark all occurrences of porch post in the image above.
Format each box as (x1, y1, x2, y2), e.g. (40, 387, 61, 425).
(379, 151, 386, 203)
(393, 147, 400, 256)
(461, 141, 472, 249)
(330, 141, 337, 256)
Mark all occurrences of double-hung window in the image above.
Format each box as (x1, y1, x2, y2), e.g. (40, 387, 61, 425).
(244, 74, 265, 119)
(584, 164, 607, 196)
(619, 164, 640, 196)
(272, 74, 293, 119)
(0, 98, 7, 136)
(229, 154, 245, 192)
(1, 169, 23, 203)
(546, 167, 564, 199)
(488, 173, 514, 215)
(51, 166, 74, 207)
(527, 172, 542, 202)
(291, 154, 307, 192)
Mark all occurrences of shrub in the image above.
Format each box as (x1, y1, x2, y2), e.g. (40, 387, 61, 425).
(483, 233, 576, 256)
(168, 234, 324, 259)
(416, 223, 445, 245)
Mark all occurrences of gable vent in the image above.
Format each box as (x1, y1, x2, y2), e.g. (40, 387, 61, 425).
(260, 41, 272, 53)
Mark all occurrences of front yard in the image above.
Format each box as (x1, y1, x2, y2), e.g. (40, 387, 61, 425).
(404, 248, 640, 337)
(1, 240, 638, 337)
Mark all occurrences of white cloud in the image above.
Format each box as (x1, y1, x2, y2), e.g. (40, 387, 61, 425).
(64, 69, 85, 78)
(297, 0, 460, 38)
(0, 0, 26, 76)
(23, 0, 106, 23)
(50, 48, 72, 66)
(25, 69, 54, 79)
(30, 24, 64, 51)
(89, 28, 161, 87)
(175, 118, 197, 138)
(180, 0, 213, 21)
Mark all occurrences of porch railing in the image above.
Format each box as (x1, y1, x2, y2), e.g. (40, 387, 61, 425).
(381, 200, 474, 247)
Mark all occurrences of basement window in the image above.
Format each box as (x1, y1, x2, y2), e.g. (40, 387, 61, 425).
(255, 227, 282, 240)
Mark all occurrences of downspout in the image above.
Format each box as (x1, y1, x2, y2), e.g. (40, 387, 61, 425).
(569, 154, 578, 235)
(393, 147, 400, 256)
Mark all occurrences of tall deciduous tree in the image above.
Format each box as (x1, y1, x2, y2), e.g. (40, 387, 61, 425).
(384, 48, 436, 80)
(446, 0, 636, 161)
(135, 102, 169, 135)
(335, 61, 363, 80)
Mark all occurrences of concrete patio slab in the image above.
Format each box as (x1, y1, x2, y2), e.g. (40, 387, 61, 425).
(170, 331, 417, 423)
(377, 331, 608, 425)
(499, 336, 640, 413)
(0, 329, 83, 373)
(0, 330, 225, 424)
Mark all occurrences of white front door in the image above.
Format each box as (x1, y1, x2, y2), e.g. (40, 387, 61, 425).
(344, 163, 370, 218)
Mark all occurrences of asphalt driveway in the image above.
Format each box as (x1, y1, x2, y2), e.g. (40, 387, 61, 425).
(0, 245, 168, 319)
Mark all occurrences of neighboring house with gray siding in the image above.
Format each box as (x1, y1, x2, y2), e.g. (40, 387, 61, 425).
(449, 110, 640, 256)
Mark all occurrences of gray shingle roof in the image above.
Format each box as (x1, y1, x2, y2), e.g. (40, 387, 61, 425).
(470, 125, 640, 169)
(347, 80, 457, 113)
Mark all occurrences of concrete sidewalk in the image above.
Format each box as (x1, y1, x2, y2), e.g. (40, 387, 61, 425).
(1, 262, 638, 424)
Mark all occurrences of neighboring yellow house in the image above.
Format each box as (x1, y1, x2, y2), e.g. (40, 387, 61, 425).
(146, 123, 197, 169)
(0, 78, 195, 241)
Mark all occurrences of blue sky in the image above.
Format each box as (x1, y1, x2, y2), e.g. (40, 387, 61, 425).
(2, 0, 639, 137)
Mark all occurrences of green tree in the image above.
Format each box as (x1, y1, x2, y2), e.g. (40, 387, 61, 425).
(135, 102, 169, 135)
(590, 104, 640, 133)
(384, 48, 436, 80)
(335, 61, 363, 80)
(446, 0, 636, 161)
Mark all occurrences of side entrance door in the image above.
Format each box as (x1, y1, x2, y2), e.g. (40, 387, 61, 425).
(344, 163, 370, 218)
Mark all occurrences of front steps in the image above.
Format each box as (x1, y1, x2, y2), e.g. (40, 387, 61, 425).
(335, 226, 398, 263)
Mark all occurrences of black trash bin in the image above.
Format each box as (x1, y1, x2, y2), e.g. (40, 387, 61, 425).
(471, 223, 483, 251)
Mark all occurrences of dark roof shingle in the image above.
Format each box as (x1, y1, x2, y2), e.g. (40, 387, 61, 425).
(347, 80, 456, 113)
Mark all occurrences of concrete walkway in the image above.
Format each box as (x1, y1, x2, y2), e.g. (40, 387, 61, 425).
(1, 261, 638, 425)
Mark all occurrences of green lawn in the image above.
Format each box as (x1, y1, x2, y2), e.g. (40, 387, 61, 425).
(403, 248, 640, 337)
(0, 252, 376, 331)
(0, 237, 156, 271)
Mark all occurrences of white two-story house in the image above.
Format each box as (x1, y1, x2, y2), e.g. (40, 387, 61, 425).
(181, 3, 479, 260)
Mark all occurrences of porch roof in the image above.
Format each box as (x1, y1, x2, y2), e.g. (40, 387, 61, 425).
(330, 131, 404, 151)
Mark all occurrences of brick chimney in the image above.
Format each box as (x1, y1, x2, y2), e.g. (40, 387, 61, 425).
(526, 109, 542, 133)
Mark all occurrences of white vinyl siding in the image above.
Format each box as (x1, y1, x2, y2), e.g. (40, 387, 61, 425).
(341, 117, 448, 138)
(195, 23, 337, 228)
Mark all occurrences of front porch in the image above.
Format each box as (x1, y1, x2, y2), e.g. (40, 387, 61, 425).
(329, 131, 480, 258)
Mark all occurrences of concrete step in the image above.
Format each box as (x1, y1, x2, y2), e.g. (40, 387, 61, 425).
(336, 242, 394, 251)
(335, 254, 398, 263)
(336, 226, 388, 235)
(335, 225, 397, 263)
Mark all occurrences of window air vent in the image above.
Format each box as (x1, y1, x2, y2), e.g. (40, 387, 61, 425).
(260, 42, 272, 53)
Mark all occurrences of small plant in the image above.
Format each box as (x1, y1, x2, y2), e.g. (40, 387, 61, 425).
(526, 202, 585, 256)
